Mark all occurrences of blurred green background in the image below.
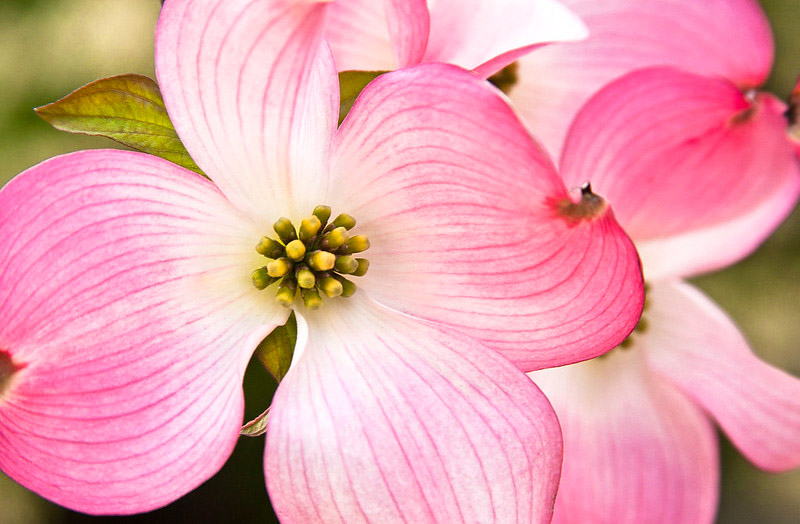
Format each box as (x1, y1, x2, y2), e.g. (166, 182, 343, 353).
(1, 0, 799, 522)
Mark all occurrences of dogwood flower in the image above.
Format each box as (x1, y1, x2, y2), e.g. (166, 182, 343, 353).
(328, 1, 777, 160)
(0, 0, 643, 519)
(325, 0, 588, 77)
(509, 0, 776, 157)
(531, 66, 800, 523)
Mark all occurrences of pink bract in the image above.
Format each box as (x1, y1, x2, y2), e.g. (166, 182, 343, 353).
(533, 65, 800, 522)
(0, 0, 644, 518)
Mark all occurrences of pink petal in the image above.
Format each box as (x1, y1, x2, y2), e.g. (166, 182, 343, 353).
(511, 0, 774, 157)
(0, 150, 286, 514)
(644, 280, 800, 472)
(561, 68, 800, 278)
(326, 0, 429, 71)
(265, 298, 562, 522)
(155, 0, 338, 225)
(532, 350, 718, 523)
(424, 0, 588, 77)
(328, 63, 644, 372)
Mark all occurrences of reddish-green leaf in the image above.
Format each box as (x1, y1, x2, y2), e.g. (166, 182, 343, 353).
(36, 74, 203, 175)
(240, 407, 270, 437)
(254, 312, 297, 384)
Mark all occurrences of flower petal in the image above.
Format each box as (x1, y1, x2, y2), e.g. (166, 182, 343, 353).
(510, 0, 774, 157)
(265, 298, 562, 523)
(326, 0, 429, 71)
(0, 150, 286, 514)
(329, 63, 644, 371)
(155, 0, 338, 225)
(644, 280, 800, 472)
(531, 350, 718, 523)
(424, 0, 587, 77)
(561, 67, 800, 278)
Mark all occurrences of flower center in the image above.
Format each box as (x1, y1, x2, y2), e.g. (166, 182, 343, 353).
(252, 205, 370, 309)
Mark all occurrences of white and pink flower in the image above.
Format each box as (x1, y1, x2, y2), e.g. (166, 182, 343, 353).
(0, 0, 644, 519)
(531, 65, 800, 523)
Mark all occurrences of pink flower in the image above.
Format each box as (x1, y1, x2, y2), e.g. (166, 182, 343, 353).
(531, 66, 800, 522)
(325, 0, 588, 77)
(0, 0, 643, 518)
(480, 0, 800, 518)
(509, 0, 776, 157)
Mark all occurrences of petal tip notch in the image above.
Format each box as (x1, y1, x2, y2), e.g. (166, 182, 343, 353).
(554, 182, 608, 224)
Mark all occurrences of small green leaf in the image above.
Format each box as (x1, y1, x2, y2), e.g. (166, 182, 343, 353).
(240, 407, 270, 437)
(254, 312, 297, 383)
(35, 74, 204, 175)
(338, 70, 387, 125)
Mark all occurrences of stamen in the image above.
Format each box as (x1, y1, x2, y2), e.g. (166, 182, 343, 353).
(337, 275, 357, 297)
(296, 267, 316, 289)
(255, 236, 283, 258)
(252, 267, 273, 290)
(353, 258, 369, 277)
(308, 251, 336, 272)
(252, 206, 371, 308)
(303, 288, 323, 309)
(267, 258, 293, 278)
(322, 227, 348, 250)
(319, 275, 344, 298)
(276, 280, 298, 307)
(273, 217, 297, 244)
(313, 205, 332, 226)
(332, 213, 356, 230)
(285, 239, 306, 261)
(334, 255, 358, 274)
(299, 216, 322, 242)
(344, 235, 370, 254)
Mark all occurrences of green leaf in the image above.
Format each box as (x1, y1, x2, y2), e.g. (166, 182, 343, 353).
(35, 74, 204, 175)
(254, 312, 297, 384)
(240, 406, 270, 437)
(338, 70, 387, 125)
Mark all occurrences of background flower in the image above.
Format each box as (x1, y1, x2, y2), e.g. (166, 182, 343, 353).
(1, 0, 800, 522)
(531, 65, 800, 522)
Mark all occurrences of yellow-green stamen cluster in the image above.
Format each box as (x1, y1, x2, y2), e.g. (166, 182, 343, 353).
(252, 205, 370, 309)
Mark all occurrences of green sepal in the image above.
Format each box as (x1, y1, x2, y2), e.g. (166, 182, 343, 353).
(338, 70, 387, 125)
(240, 406, 270, 437)
(35, 74, 204, 175)
(254, 312, 297, 383)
